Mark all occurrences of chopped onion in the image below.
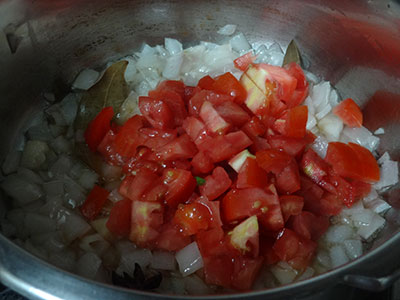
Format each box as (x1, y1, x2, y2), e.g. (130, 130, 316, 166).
(265, 42, 284, 66)
(2, 150, 21, 175)
(357, 213, 386, 241)
(27, 123, 53, 142)
(123, 57, 137, 83)
(217, 24, 237, 35)
(316, 250, 331, 268)
(50, 135, 72, 154)
(363, 188, 379, 205)
(183, 275, 212, 295)
(76, 252, 102, 280)
(311, 81, 331, 112)
(39, 195, 63, 219)
(163, 53, 183, 79)
(48, 249, 76, 272)
(165, 38, 183, 55)
(59, 210, 91, 243)
(374, 127, 385, 135)
(311, 135, 329, 158)
(315, 103, 332, 120)
(270, 261, 298, 284)
(25, 212, 56, 235)
(90, 217, 114, 242)
(318, 113, 343, 141)
(365, 198, 391, 215)
(49, 155, 73, 177)
(329, 245, 349, 268)
(204, 44, 236, 76)
(43, 180, 64, 196)
(374, 152, 399, 191)
(343, 239, 363, 259)
(230, 33, 251, 54)
(1, 174, 43, 206)
(108, 188, 124, 203)
(17, 167, 43, 185)
(23, 239, 48, 260)
(59, 174, 86, 208)
(116, 248, 153, 275)
(117, 91, 140, 125)
(21, 140, 49, 170)
(30, 231, 65, 253)
(72, 69, 99, 90)
(78, 169, 98, 190)
(341, 126, 380, 152)
(151, 251, 176, 271)
(324, 225, 354, 244)
(176, 241, 204, 276)
(304, 70, 320, 84)
(79, 233, 110, 256)
(296, 267, 315, 282)
(58, 93, 80, 125)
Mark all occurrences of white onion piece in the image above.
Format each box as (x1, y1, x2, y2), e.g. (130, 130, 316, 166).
(357, 213, 386, 241)
(329, 245, 349, 268)
(25, 212, 56, 235)
(363, 189, 379, 205)
(24, 239, 48, 260)
(318, 113, 343, 141)
(151, 251, 176, 271)
(311, 135, 329, 159)
(2, 150, 21, 175)
(59, 210, 91, 243)
(49, 155, 73, 177)
(176, 241, 204, 276)
(79, 233, 110, 256)
(48, 249, 76, 272)
(17, 167, 43, 185)
(59, 174, 86, 208)
(343, 239, 363, 259)
(39, 196, 63, 219)
(72, 69, 99, 90)
(165, 38, 183, 55)
(163, 53, 183, 79)
(374, 127, 385, 135)
(108, 188, 124, 203)
(328, 88, 340, 107)
(306, 113, 317, 130)
(374, 152, 399, 191)
(311, 81, 331, 112)
(21, 140, 49, 170)
(304, 71, 320, 84)
(183, 275, 212, 295)
(341, 126, 380, 152)
(115, 240, 137, 254)
(30, 231, 65, 253)
(315, 103, 332, 120)
(43, 180, 64, 196)
(296, 267, 315, 282)
(50, 135, 71, 154)
(123, 57, 137, 83)
(316, 250, 331, 268)
(44, 92, 56, 103)
(217, 24, 237, 35)
(204, 44, 236, 76)
(230, 33, 251, 53)
(1, 174, 43, 206)
(76, 252, 102, 280)
(135, 80, 152, 97)
(266, 42, 284, 66)
(228, 149, 254, 172)
(117, 248, 153, 275)
(324, 225, 354, 244)
(78, 169, 98, 190)
(58, 93, 80, 125)
(27, 123, 53, 142)
(270, 261, 298, 284)
(365, 198, 391, 215)
(90, 218, 114, 242)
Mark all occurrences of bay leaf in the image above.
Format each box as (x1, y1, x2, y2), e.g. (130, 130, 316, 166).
(282, 40, 302, 67)
(74, 60, 129, 130)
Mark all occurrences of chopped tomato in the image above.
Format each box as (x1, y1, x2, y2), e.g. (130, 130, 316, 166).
(231, 256, 263, 291)
(138, 96, 174, 129)
(237, 157, 269, 189)
(275, 159, 301, 194)
(268, 135, 307, 157)
(155, 223, 191, 251)
(241, 116, 266, 138)
(142, 178, 168, 202)
(184, 86, 201, 102)
(348, 142, 380, 182)
(285, 105, 308, 138)
(200, 166, 232, 200)
(139, 128, 177, 151)
(173, 202, 211, 236)
(196, 227, 226, 257)
(199, 101, 231, 135)
(256, 148, 292, 174)
(84, 106, 114, 152)
(152, 134, 198, 161)
(332, 98, 363, 128)
(80, 185, 109, 220)
(155, 80, 185, 98)
(234, 51, 256, 72)
(211, 72, 247, 104)
(182, 116, 207, 142)
(203, 255, 234, 288)
(113, 115, 146, 158)
(260, 237, 280, 265)
(301, 148, 330, 184)
(284, 62, 309, 108)
(222, 186, 284, 231)
(215, 101, 250, 127)
(119, 168, 159, 201)
(106, 199, 132, 237)
(290, 211, 330, 241)
(191, 151, 214, 174)
(188, 90, 234, 116)
(162, 168, 197, 207)
(197, 75, 215, 90)
(279, 195, 304, 222)
(195, 197, 223, 229)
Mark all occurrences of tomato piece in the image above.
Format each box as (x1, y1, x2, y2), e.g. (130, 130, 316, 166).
(279, 195, 304, 222)
(256, 148, 292, 174)
(268, 135, 307, 157)
(301, 148, 330, 184)
(273, 228, 317, 271)
(113, 115, 147, 158)
(188, 90, 234, 116)
(348, 142, 380, 182)
(200, 166, 232, 200)
(333, 98, 363, 128)
(84, 107, 114, 152)
(249, 136, 271, 153)
(80, 185, 109, 220)
(231, 256, 263, 291)
(200, 101, 231, 135)
(241, 116, 266, 138)
(211, 72, 247, 104)
(290, 211, 330, 241)
(191, 151, 214, 174)
(97, 129, 121, 165)
(152, 134, 197, 161)
(198, 131, 252, 163)
(222, 186, 284, 231)
(173, 202, 211, 236)
(148, 88, 187, 127)
(197, 75, 215, 90)
(155, 223, 191, 251)
(203, 255, 234, 288)
(106, 199, 132, 237)
(215, 101, 251, 127)
(275, 159, 301, 194)
(142, 178, 168, 202)
(234, 51, 256, 72)
(196, 227, 226, 257)
(284, 62, 309, 108)
(260, 237, 280, 265)
(237, 157, 269, 189)
(195, 197, 223, 229)
(138, 96, 174, 129)
(119, 168, 159, 201)
(285, 105, 308, 138)
(351, 180, 372, 203)
(229, 215, 259, 257)
(163, 168, 197, 207)
(182, 116, 207, 142)
(139, 128, 177, 151)
(155, 80, 185, 98)
(184, 86, 200, 102)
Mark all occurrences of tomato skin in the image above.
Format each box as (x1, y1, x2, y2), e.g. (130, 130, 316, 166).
(275, 159, 301, 194)
(279, 195, 304, 222)
(241, 116, 266, 138)
(163, 168, 197, 207)
(197, 75, 215, 90)
(256, 148, 292, 174)
(113, 115, 146, 159)
(333, 98, 363, 128)
(152, 134, 198, 161)
(200, 166, 232, 200)
(106, 199, 132, 237)
(155, 80, 185, 98)
(139, 128, 177, 151)
(182, 116, 207, 142)
(84, 106, 114, 152)
(119, 168, 159, 201)
(80, 185, 109, 220)
(195, 197, 223, 229)
(211, 72, 247, 104)
(237, 157, 269, 189)
(139, 96, 174, 129)
(284, 62, 309, 108)
(285, 105, 308, 138)
(191, 151, 214, 174)
(234, 51, 256, 72)
(348, 142, 380, 182)
(268, 135, 307, 157)
(142, 178, 168, 202)
(301, 148, 330, 184)
(215, 101, 251, 127)
(189, 90, 234, 116)
(290, 211, 330, 241)
(173, 202, 211, 236)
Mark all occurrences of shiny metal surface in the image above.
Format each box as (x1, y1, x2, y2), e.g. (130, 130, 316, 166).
(1, 0, 400, 299)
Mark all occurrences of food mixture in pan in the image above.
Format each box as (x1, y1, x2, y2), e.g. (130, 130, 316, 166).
(0, 26, 398, 294)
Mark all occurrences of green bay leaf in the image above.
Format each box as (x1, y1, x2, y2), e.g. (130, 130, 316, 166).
(74, 60, 129, 130)
(282, 40, 302, 67)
